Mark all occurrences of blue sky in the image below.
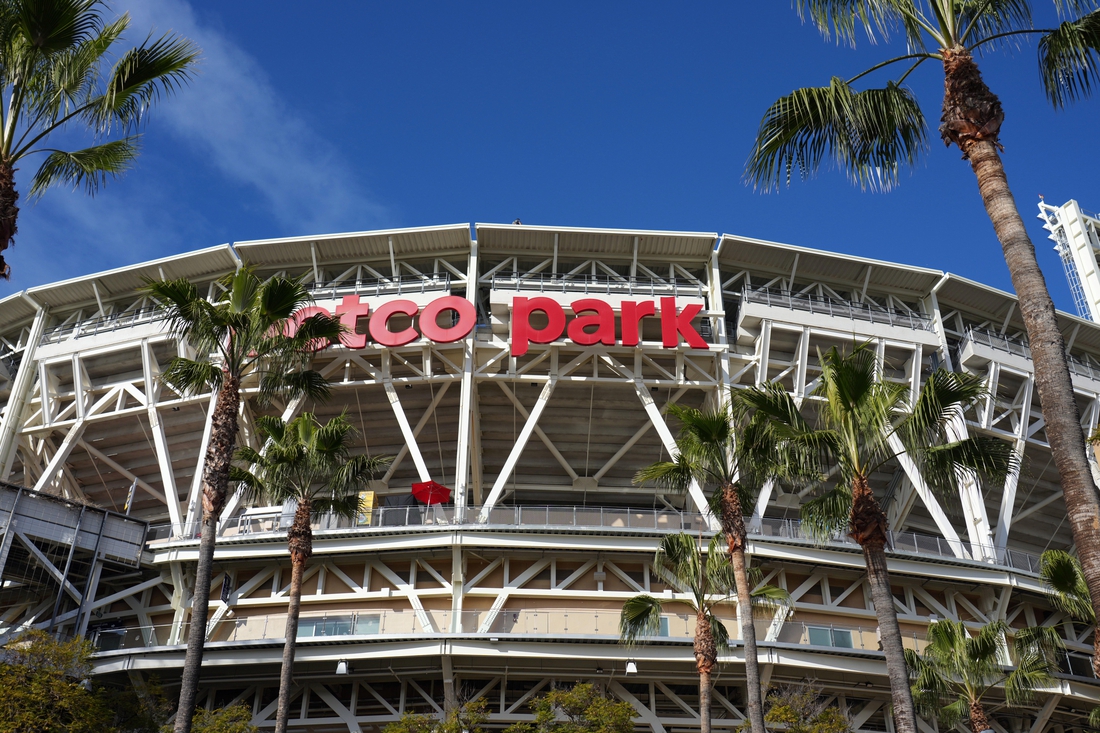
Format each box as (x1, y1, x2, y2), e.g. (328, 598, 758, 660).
(0, 1, 1095, 312)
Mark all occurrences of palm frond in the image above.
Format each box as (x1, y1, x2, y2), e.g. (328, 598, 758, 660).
(92, 31, 198, 130)
(709, 615, 731, 650)
(750, 582, 792, 618)
(1039, 549, 1095, 623)
(745, 76, 927, 193)
(959, 0, 1032, 45)
(793, 0, 922, 47)
(619, 594, 664, 645)
(1039, 10, 1100, 107)
(160, 357, 221, 395)
(655, 532, 702, 589)
(917, 436, 1016, 497)
(800, 485, 852, 542)
(634, 455, 695, 494)
(28, 137, 138, 196)
(15, 0, 102, 55)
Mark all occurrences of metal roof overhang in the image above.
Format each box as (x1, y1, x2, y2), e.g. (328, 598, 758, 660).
(475, 223, 718, 264)
(234, 224, 472, 268)
(936, 274, 1100, 353)
(717, 234, 944, 297)
(0, 291, 38, 334)
(3, 244, 240, 333)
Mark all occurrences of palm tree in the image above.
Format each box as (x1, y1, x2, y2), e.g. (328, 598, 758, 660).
(738, 343, 1016, 733)
(142, 268, 342, 733)
(745, 1, 1100, 675)
(907, 619, 1061, 733)
(633, 404, 787, 733)
(619, 532, 789, 733)
(0, 0, 198, 278)
(231, 412, 391, 733)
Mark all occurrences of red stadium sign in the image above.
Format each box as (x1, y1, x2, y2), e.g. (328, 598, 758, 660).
(289, 294, 707, 356)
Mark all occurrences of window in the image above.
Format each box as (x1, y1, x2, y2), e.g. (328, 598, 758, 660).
(355, 614, 381, 635)
(807, 625, 853, 648)
(659, 616, 670, 637)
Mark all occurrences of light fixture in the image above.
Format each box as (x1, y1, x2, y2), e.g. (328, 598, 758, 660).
(336, 660, 348, 675)
(171, 406, 180, 412)
(595, 666, 604, 674)
(625, 660, 637, 675)
(490, 637, 500, 642)
(404, 384, 412, 390)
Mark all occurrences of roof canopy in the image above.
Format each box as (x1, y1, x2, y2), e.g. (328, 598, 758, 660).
(717, 234, 944, 297)
(476, 223, 717, 264)
(235, 224, 472, 268)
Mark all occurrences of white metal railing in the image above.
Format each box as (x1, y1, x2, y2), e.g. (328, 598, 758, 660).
(742, 287, 934, 332)
(962, 327, 1100, 383)
(146, 506, 1042, 575)
(39, 307, 164, 345)
(491, 273, 705, 299)
(308, 274, 451, 300)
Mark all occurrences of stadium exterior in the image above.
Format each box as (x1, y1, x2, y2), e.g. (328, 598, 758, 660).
(0, 213, 1098, 733)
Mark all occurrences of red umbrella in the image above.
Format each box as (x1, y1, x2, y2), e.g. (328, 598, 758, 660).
(411, 480, 452, 505)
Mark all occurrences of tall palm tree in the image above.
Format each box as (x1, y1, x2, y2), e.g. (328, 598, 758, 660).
(142, 268, 342, 733)
(231, 412, 391, 733)
(738, 343, 1016, 733)
(619, 532, 789, 733)
(633, 403, 786, 733)
(745, 1, 1100, 674)
(0, 0, 198, 278)
(907, 619, 1061, 733)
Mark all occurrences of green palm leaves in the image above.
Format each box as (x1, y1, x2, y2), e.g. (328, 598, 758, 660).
(906, 619, 1061, 732)
(740, 343, 1015, 542)
(231, 413, 392, 530)
(0, 0, 198, 276)
(745, 78, 926, 192)
(746, 0, 1100, 191)
(143, 268, 342, 404)
(619, 533, 751, 648)
(1040, 549, 1095, 623)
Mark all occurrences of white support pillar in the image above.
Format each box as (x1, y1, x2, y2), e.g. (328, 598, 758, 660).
(142, 340, 182, 528)
(750, 480, 776, 530)
(478, 376, 557, 522)
(453, 240, 478, 521)
(184, 391, 219, 528)
(0, 304, 47, 479)
(382, 351, 431, 483)
(995, 376, 1033, 552)
(886, 433, 968, 558)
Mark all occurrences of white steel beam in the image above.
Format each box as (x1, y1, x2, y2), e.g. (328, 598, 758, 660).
(383, 352, 431, 483)
(33, 422, 86, 494)
(478, 377, 558, 523)
(886, 433, 968, 559)
(496, 381, 577, 481)
(453, 240, 479, 521)
(0, 305, 47, 479)
(382, 382, 451, 483)
(142, 340, 182, 528)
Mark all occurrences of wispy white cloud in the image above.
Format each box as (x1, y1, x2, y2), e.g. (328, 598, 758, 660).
(0, 0, 387, 295)
(127, 0, 388, 234)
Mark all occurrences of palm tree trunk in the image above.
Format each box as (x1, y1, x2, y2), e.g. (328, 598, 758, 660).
(173, 377, 240, 733)
(0, 161, 17, 279)
(275, 499, 313, 733)
(968, 699, 990, 733)
(864, 542, 917, 733)
(850, 475, 917, 733)
(694, 608, 716, 733)
(699, 668, 713, 733)
(941, 46, 1100, 676)
(720, 484, 765, 733)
